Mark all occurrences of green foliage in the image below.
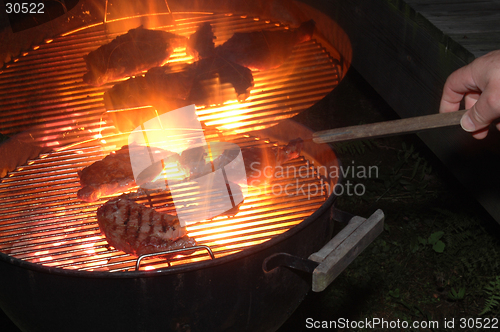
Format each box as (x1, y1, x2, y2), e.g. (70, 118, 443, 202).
(375, 142, 434, 202)
(435, 209, 500, 283)
(481, 277, 500, 315)
(413, 231, 446, 253)
(329, 134, 500, 323)
(396, 142, 432, 178)
(448, 287, 466, 301)
(388, 287, 400, 299)
(428, 231, 446, 253)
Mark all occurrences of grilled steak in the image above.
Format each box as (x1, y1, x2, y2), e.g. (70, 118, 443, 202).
(83, 26, 187, 86)
(187, 22, 216, 60)
(77, 146, 135, 202)
(103, 57, 254, 132)
(178, 146, 208, 179)
(215, 20, 315, 71)
(102, 66, 193, 132)
(97, 196, 196, 256)
(104, 57, 254, 110)
(174, 138, 304, 184)
(241, 138, 304, 185)
(187, 56, 254, 104)
(102, 66, 193, 118)
(78, 138, 302, 202)
(77, 145, 175, 202)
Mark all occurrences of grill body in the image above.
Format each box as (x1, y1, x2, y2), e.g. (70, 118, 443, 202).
(0, 171, 336, 332)
(0, 2, 352, 330)
(0, 116, 341, 331)
(0, 116, 341, 332)
(0, 10, 343, 272)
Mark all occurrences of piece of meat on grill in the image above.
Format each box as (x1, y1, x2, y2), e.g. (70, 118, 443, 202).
(187, 22, 216, 60)
(77, 146, 135, 202)
(103, 66, 193, 112)
(240, 137, 304, 186)
(214, 20, 315, 71)
(104, 57, 254, 110)
(187, 56, 254, 104)
(176, 138, 304, 185)
(83, 26, 187, 86)
(77, 145, 176, 202)
(78, 138, 302, 202)
(102, 67, 193, 132)
(103, 58, 254, 132)
(96, 196, 196, 257)
(177, 146, 208, 179)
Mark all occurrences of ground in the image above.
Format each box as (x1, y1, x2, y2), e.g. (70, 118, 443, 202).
(277, 68, 500, 331)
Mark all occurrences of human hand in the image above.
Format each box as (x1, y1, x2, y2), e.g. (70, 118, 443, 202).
(439, 50, 500, 139)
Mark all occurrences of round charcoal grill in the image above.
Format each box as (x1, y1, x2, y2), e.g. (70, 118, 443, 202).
(0, 6, 383, 332)
(0, 12, 342, 272)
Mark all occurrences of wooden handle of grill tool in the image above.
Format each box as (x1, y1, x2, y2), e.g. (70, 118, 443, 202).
(313, 110, 467, 144)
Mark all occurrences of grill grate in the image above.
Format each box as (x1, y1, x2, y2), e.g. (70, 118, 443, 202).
(0, 12, 341, 272)
(0, 135, 330, 272)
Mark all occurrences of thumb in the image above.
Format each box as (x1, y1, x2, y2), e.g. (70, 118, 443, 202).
(460, 109, 479, 132)
(460, 102, 495, 133)
(460, 104, 492, 139)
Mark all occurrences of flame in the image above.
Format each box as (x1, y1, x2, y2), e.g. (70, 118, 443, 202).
(151, 160, 186, 183)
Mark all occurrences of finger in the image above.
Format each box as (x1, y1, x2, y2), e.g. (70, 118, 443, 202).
(464, 89, 500, 132)
(439, 95, 462, 113)
(471, 127, 489, 139)
(464, 92, 480, 110)
(461, 104, 492, 139)
(439, 65, 479, 113)
(439, 85, 464, 114)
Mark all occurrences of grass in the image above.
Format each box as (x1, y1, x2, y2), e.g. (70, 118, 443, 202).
(333, 139, 500, 329)
(278, 69, 500, 331)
